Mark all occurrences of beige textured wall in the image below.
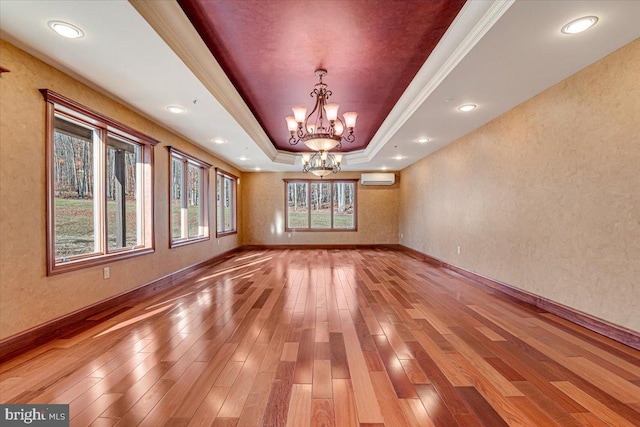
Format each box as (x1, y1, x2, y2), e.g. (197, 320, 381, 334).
(0, 40, 242, 339)
(242, 172, 399, 245)
(400, 39, 640, 331)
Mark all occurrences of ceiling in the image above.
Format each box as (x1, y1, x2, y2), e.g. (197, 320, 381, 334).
(177, 0, 466, 153)
(1, 1, 639, 173)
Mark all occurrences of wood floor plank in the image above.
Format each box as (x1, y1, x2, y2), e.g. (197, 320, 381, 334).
(312, 360, 333, 399)
(399, 359, 429, 384)
(217, 343, 268, 418)
(475, 326, 506, 342)
(236, 371, 274, 427)
(333, 379, 358, 427)
(372, 334, 418, 398)
(2, 248, 639, 427)
(72, 392, 123, 426)
(513, 381, 584, 427)
(552, 381, 638, 427)
(262, 361, 296, 427)
(456, 386, 508, 427)
(114, 379, 176, 426)
(171, 342, 238, 419)
(414, 383, 460, 427)
(399, 398, 436, 427)
(339, 309, 385, 424)
(281, 342, 299, 362)
(187, 386, 230, 427)
(286, 384, 312, 427)
(571, 411, 615, 427)
(311, 399, 335, 427)
(369, 371, 411, 426)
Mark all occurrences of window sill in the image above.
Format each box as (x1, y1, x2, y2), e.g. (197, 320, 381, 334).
(216, 230, 237, 238)
(48, 247, 154, 276)
(170, 236, 210, 248)
(285, 228, 358, 232)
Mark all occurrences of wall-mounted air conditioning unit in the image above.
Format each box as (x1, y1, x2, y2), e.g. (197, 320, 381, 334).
(360, 173, 395, 186)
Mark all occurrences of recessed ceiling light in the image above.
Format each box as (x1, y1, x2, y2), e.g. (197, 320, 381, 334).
(239, 156, 248, 161)
(458, 104, 477, 112)
(417, 137, 430, 143)
(393, 155, 404, 160)
(561, 16, 599, 34)
(254, 167, 261, 171)
(213, 138, 226, 144)
(381, 166, 388, 171)
(48, 21, 84, 39)
(166, 105, 185, 114)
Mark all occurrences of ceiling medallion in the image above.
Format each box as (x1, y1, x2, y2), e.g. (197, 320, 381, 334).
(286, 69, 358, 152)
(302, 151, 343, 177)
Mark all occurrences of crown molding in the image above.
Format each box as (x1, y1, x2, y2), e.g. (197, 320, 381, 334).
(129, 0, 278, 162)
(130, 0, 513, 169)
(358, 0, 515, 164)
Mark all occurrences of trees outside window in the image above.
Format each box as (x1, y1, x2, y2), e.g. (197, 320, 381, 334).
(285, 180, 357, 231)
(169, 147, 211, 247)
(43, 89, 156, 275)
(216, 169, 237, 236)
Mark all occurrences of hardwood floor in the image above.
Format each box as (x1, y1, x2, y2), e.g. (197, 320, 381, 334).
(1, 248, 639, 426)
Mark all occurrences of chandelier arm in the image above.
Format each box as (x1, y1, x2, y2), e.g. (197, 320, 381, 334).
(315, 88, 328, 132)
(330, 116, 345, 139)
(343, 132, 356, 144)
(304, 88, 323, 131)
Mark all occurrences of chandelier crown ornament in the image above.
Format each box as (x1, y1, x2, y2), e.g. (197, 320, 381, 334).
(302, 150, 343, 177)
(285, 69, 357, 151)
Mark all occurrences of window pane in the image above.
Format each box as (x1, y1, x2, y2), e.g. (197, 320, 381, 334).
(53, 117, 96, 260)
(188, 164, 201, 238)
(46, 92, 155, 274)
(107, 136, 140, 250)
(216, 174, 223, 233)
(224, 177, 233, 231)
(333, 182, 355, 229)
(171, 157, 184, 240)
(310, 182, 331, 229)
(287, 182, 308, 228)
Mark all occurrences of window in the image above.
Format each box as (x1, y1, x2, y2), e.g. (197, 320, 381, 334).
(169, 147, 211, 247)
(216, 169, 237, 236)
(42, 89, 157, 275)
(285, 180, 357, 231)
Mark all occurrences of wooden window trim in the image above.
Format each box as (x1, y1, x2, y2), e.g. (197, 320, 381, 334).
(43, 90, 155, 275)
(215, 168, 238, 237)
(283, 179, 358, 232)
(168, 147, 211, 248)
(41, 89, 159, 146)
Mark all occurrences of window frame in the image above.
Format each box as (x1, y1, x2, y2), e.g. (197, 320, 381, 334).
(42, 89, 157, 275)
(168, 147, 212, 248)
(215, 168, 238, 237)
(284, 179, 358, 232)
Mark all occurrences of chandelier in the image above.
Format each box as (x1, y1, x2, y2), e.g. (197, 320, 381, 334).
(285, 69, 357, 151)
(302, 151, 343, 177)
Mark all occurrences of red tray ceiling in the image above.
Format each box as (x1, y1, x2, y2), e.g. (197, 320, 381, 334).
(178, 0, 466, 153)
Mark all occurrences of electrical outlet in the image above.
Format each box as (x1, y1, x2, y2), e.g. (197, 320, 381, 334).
(457, 246, 461, 254)
(400, 232, 403, 239)
(217, 239, 220, 246)
(103, 267, 110, 279)
(288, 233, 292, 238)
